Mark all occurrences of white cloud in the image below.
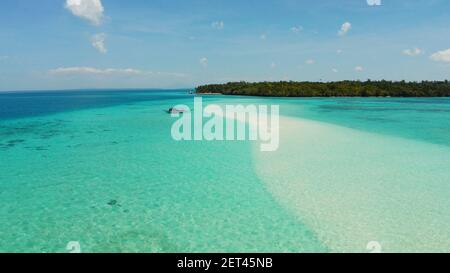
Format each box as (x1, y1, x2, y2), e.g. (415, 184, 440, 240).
(367, 0, 382, 6)
(65, 0, 104, 26)
(305, 59, 315, 65)
(290, 26, 303, 34)
(50, 67, 142, 75)
(270, 62, 276, 69)
(260, 34, 267, 40)
(430, 48, 450, 63)
(355, 66, 364, 72)
(200, 57, 208, 67)
(0, 56, 9, 61)
(338, 22, 352, 36)
(332, 68, 338, 73)
(337, 49, 343, 54)
(49, 67, 187, 77)
(403, 47, 423, 56)
(211, 21, 224, 30)
(91, 33, 107, 54)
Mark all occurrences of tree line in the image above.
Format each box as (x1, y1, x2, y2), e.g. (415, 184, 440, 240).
(196, 80, 450, 97)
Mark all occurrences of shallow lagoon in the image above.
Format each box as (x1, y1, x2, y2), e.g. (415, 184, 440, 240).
(0, 90, 449, 252)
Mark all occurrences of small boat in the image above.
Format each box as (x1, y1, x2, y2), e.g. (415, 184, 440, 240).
(168, 107, 187, 114)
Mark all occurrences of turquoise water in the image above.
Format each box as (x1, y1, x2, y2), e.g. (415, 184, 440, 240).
(0, 90, 449, 252)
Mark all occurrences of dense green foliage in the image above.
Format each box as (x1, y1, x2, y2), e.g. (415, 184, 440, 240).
(196, 81, 450, 97)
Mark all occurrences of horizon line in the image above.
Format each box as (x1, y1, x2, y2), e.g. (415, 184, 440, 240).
(1, 79, 450, 93)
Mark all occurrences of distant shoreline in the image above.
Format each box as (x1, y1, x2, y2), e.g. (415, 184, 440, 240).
(196, 81, 450, 97)
(195, 92, 224, 95)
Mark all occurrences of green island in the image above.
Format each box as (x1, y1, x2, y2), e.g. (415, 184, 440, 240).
(196, 81, 450, 97)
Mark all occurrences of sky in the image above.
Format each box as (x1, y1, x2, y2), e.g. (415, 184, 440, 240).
(0, 0, 450, 91)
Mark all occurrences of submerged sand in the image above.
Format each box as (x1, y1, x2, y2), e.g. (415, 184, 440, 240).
(252, 116, 450, 252)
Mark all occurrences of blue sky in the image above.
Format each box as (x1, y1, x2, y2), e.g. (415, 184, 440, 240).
(0, 0, 450, 91)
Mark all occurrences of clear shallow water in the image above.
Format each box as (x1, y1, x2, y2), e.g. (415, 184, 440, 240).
(244, 96, 450, 147)
(0, 90, 449, 252)
(0, 90, 324, 253)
